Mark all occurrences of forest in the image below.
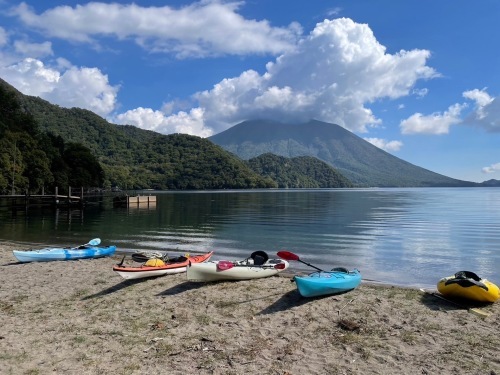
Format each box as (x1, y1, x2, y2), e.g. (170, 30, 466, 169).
(1, 78, 352, 194)
(0, 86, 103, 194)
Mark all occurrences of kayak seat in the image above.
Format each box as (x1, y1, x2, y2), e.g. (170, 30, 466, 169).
(445, 271, 488, 290)
(250, 251, 269, 266)
(169, 256, 188, 263)
(332, 267, 349, 273)
(454, 270, 481, 281)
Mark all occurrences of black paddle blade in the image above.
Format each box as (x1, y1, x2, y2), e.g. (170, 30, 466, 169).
(117, 255, 126, 267)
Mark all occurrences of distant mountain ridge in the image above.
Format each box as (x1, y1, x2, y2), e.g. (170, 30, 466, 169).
(209, 119, 476, 187)
(480, 179, 500, 187)
(1, 76, 489, 189)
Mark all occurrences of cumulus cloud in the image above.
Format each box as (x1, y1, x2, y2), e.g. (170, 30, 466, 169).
(115, 107, 212, 137)
(462, 88, 500, 132)
(364, 138, 403, 152)
(1, 58, 60, 95)
(400, 88, 500, 136)
(400, 103, 465, 135)
(3, 6, 439, 137)
(10, 1, 300, 58)
(45, 66, 119, 116)
(482, 162, 500, 174)
(175, 17, 437, 135)
(0, 58, 119, 117)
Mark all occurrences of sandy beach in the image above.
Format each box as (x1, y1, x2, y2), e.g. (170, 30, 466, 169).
(1, 241, 499, 375)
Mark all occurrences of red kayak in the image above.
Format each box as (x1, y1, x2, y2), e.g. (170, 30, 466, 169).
(113, 251, 213, 280)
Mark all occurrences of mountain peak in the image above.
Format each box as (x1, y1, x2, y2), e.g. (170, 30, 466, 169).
(210, 119, 475, 187)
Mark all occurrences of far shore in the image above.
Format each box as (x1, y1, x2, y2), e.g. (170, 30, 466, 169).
(1, 241, 499, 375)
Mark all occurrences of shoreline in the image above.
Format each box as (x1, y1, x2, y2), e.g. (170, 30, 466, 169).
(0, 239, 432, 289)
(2, 241, 499, 374)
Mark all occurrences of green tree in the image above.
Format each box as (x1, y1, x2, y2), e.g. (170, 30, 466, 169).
(64, 143, 104, 188)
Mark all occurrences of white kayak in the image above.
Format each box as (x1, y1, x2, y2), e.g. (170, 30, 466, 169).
(187, 251, 289, 282)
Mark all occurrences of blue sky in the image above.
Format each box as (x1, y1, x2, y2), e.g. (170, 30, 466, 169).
(1, 0, 499, 183)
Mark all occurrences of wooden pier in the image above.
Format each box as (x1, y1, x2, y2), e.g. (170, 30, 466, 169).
(113, 195, 157, 208)
(0, 187, 158, 210)
(0, 187, 84, 208)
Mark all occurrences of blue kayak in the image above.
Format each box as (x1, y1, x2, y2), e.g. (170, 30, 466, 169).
(294, 268, 361, 298)
(13, 245, 116, 263)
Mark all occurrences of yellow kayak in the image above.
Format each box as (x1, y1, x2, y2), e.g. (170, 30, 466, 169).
(437, 271, 499, 303)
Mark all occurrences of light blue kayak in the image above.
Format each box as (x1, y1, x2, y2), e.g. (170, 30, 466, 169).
(294, 268, 361, 298)
(13, 238, 116, 263)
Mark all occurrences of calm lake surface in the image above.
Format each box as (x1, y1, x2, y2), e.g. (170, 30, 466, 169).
(1, 188, 499, 288)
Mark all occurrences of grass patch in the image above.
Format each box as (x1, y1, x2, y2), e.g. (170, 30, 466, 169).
(73, 335, 86, 344)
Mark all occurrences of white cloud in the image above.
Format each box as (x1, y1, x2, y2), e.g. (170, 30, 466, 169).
(0, 26, 7, 46)
(175, 17, 437, 135)
(400, 103, 465, 135)
(11, 1, 300, 58)
(45, 66, 119, 116)
(14, 40, 53, 58)
(464, 88, 493, 108)
(364, 137, 403, 152)
(462, 88, 500, 132)
(1, 57, 60, 95)
(0, 58, 119, 117)
(326, 7, 342, 17)
(115, 107, 212, 137)
(400, 88, 500, 136)
(412, 88, 428, 98)
(2, 11, 439, 137)
(482, 162, 500, 174)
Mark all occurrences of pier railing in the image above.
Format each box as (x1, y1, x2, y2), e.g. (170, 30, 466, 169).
(0, 186, 85, 207)
(0, 187, 157, 209)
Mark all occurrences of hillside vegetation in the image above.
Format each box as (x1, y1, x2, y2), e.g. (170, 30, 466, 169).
(0, 83, 103, 194)
(210, 119, 477, 187)
(247, 153, 353, 188)
(1, 78, 277, 191)
(4, 78, 352, 191)
(5, 77, 484, 190)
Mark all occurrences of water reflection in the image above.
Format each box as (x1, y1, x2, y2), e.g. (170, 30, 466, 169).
(1, 188, 500, 287)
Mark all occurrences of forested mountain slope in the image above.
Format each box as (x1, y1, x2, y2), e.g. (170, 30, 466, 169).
(1, 78, 274, 190)
(247, 153, 353, 188)
(210, 119, 476, 187)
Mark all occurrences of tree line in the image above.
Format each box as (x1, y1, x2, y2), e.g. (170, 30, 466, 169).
(0, 86, 103, 194)
(1, 77, 353, 193)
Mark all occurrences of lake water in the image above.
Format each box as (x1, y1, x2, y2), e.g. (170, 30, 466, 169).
(1, 188, 499, 289)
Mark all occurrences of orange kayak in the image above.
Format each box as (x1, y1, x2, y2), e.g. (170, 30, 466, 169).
(113, 251, 213, 280)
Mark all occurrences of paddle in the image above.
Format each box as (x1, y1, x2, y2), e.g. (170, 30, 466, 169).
(217, 260, 234, 271)
(87, 238, 101, 246)
(419, 288, 489, 318)
(117, 255, 126, 267)
(73, 238, 101, 249)
(277, 250, 323, 272)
